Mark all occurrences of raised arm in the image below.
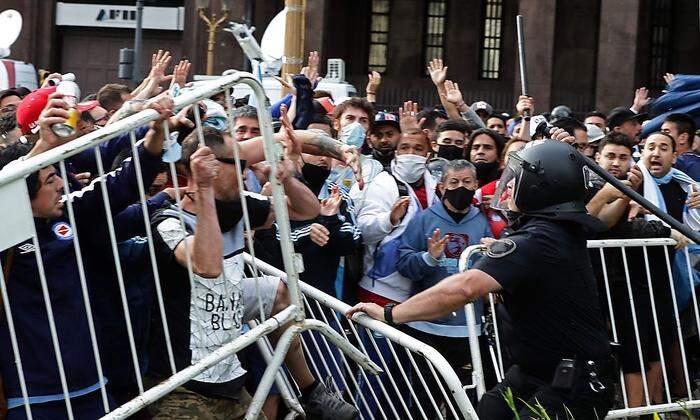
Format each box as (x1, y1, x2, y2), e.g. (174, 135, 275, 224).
(174, 146, 223, 278)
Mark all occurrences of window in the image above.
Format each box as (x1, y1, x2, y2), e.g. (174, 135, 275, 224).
(648, 0, 673, 89)
(480, 0, 503, 79)
(423, 0, 447, 73)
(368, 0, 391, 74)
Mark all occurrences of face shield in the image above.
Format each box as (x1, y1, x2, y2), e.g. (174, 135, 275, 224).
(491, 151, 524, 212)
(491, 140, 596, 213)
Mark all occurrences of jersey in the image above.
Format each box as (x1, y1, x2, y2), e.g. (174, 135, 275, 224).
(149, 195, 271, 397)
(472, 217, 610, 378)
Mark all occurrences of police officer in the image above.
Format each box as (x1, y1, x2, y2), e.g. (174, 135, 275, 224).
(347, 140, 615, 419)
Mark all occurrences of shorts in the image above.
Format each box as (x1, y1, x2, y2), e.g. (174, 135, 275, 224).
(241, 275, 281, 322)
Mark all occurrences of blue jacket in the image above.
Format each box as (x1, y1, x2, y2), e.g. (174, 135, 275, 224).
(0, 144, 161, 404)
(397, 202, 492, 337)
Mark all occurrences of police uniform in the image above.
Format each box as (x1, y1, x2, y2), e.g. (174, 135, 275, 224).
(473, 216, 614, 419)
(472, 140, 615, 419)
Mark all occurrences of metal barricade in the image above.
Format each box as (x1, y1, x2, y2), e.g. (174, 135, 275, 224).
(0, 72, 380, 420)
(461, 239, 700, 419)
(242, 254, 479, 420)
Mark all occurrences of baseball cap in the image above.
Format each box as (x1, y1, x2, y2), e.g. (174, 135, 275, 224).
(470, 101, 493, 115)
(316, 97, 335, 115)
(585, 123, 605, 144)
(373, 111, 400, 131)
(16, 86, 57, 134)
(606, 107, 648, 129)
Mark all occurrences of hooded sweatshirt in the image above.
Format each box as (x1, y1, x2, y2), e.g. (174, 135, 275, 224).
(397, 202, 492, 337)
(354, 169, 438, 303)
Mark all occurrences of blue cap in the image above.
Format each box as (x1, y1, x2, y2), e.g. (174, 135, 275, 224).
(374, 111, 401, 131)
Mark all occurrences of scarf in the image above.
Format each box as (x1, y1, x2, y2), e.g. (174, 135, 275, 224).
(638, 161, 700, 230)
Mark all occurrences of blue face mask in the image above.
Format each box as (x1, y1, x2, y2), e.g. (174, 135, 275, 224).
(204, 116, 228, 132)
(339, 122, 366, 148)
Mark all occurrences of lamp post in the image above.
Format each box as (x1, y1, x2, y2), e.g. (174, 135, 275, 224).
(196, 0, 234, 75)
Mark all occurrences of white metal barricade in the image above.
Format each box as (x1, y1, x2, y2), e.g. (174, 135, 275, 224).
(242, 254, 479, 420)
(460, 239, 700, 419)
(0, 72, 383, 420)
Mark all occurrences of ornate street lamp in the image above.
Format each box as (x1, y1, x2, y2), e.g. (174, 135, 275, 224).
(196, 0, 234, 75)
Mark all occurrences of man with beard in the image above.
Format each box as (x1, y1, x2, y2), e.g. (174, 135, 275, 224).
(367, 111, 401, 171)
(585, 132, 690, 410)
(466, 128, 506, 187)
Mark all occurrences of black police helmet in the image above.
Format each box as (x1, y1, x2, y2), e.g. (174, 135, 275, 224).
(510, 140, 588, 214)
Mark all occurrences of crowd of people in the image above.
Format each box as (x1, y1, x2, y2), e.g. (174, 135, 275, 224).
(0, 48, 698, 420)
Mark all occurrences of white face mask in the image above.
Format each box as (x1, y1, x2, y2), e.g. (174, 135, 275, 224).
(393, 154, 427, 183)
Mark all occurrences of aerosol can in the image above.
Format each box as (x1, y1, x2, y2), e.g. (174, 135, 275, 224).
(52, 73, 81, 137)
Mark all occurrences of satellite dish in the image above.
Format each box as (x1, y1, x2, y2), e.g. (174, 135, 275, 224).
(260, 8, 287, 61)
(0, 9, 23, 58)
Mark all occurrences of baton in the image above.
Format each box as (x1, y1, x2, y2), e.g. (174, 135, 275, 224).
(516, 15, 531, 121)
(583, 155, 700, 244)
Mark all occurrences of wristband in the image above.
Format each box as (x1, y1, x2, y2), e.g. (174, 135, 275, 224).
(456, 101, 466, 108)
(384, 303, 397, 326)
(366, 90, 376, 95)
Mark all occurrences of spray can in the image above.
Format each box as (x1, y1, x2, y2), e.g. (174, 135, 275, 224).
(51, 74, 81, 137)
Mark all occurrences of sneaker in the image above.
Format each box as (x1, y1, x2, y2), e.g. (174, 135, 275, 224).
(303, 381, 359, 420)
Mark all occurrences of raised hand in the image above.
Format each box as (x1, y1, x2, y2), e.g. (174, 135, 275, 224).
(516, 95, 535, 117)
(301, 51, 320, 84)
(427, 58, 448, 86)
(390, 196, 411, 226)
(172, 59, 191, 87)
(320, 186, 342, 216)
(632, 87, 651, 112)
(280, 104, 302, 168)
(399, 100, 425, 134)
(663, 73, 675, 86)
(190, 146, 219, 189)
(427, 228, 449, 260)
(366, 71, 382, 95)
(38, 92, 75, 148)
(442, 80, 464, 107)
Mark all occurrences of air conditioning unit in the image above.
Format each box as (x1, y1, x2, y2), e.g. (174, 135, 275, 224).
(325, 59, 346, 83)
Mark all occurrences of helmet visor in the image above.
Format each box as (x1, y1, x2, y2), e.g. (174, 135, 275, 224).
(491, 152, 524, 211)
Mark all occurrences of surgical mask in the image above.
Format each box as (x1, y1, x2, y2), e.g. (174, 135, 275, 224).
(393, 154, 427, 184)
(339, 122, 366, 149)
(437, 144, 463, 161)
(302, 163, 331, 196)
(443, 186, 475, 211)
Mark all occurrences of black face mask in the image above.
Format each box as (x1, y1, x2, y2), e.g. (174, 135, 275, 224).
(371, 147, 395, 165)
(437, 145, 463, 161)
(302, 163, 331, 196)
(443, 186, 475, 211)
(216, 199, 243, 232)
(474, 161, 500, 182)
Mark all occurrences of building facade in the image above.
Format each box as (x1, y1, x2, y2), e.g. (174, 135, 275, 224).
(4, 0, 699, 114)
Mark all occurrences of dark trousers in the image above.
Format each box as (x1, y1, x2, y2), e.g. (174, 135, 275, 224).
(8, 391, 115, 420)
(477, 365, 614, 420)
